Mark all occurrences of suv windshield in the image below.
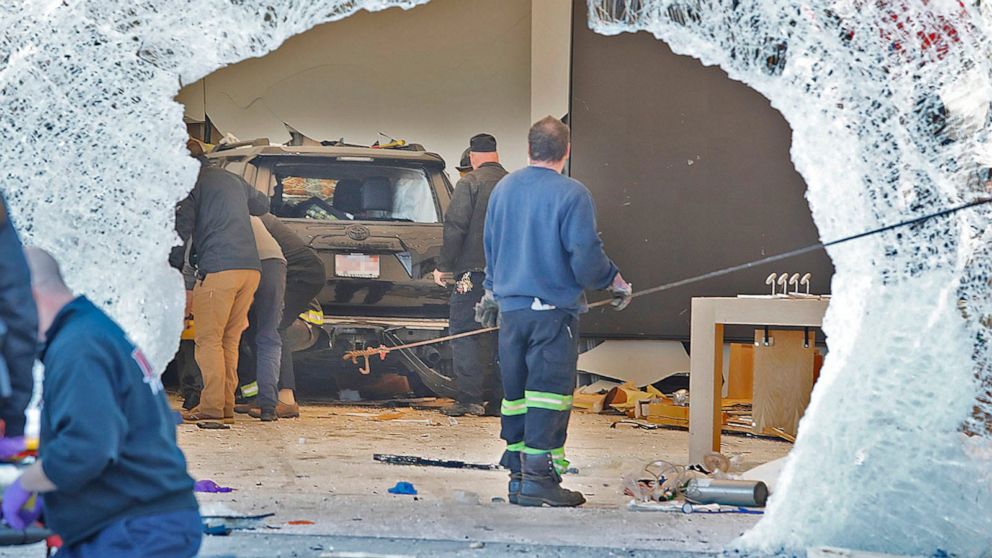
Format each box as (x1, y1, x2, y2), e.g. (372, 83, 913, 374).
(270, 161, 439, 223)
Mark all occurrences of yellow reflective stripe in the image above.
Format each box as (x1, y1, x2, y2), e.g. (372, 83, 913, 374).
(241, 382, 258, 398)
(521, 445, 564, 455)
(524, 390, 573, 411)
(506, 442, 525, 452)
(300, 310, 324, 325)
(501, 398, 527, 416)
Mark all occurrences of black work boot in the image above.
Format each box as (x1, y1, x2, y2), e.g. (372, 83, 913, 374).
(499, 450, 522, 504)
(517, 452, 585, 507)
(259, 407, 278, 422)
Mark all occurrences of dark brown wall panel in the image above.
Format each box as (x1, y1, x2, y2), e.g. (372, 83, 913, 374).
(571, 0, 834, 339)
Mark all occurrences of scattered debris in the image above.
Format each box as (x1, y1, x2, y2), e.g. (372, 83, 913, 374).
(572, 380, 621, 413)
(684, 478, 768, 507)
(627, 500, 763, 514)
(622, 453, 767, 512)
(196, 421, 230, 430)
(202, 524, 231, 536)
(606, 383, 665, 414)
(200, 504, 275, 534)
(194, 479, 234, 493)
(611, 419, 663, 430)
(373, 454, 501, 471)
(387, 481, 417, 495)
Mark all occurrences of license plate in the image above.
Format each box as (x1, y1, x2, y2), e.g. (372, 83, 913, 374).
(335, 254, 380, 278)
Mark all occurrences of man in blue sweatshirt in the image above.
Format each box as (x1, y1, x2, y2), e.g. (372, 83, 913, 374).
(1, 248, 201, 557)
(481, 116, 632, 507)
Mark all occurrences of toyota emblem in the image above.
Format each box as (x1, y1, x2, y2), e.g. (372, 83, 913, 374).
(345, 224, 371, 241)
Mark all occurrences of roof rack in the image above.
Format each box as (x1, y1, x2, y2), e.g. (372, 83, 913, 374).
(213, 138, 270, 152)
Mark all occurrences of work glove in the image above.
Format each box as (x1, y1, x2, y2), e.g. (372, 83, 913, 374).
(474, 290, 500, 328)
(2, 478, 41, 530)
(0, 437, 25, 460)
(609, 274, 633, 312)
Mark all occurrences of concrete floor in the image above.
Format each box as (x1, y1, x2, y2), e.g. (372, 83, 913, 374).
(0, 403, 791, 557)
(187, 403, 788, 556)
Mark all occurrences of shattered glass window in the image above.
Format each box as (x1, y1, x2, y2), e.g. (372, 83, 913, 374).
(589, 1, 992, 555)
(0, 0, 425, 371)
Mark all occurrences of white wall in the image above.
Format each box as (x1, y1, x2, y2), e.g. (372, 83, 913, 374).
(178, 0, 536, 176)
(531, 0, 573, 124)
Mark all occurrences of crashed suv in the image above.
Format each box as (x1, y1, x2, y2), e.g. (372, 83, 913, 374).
(207, 139, 459, 397)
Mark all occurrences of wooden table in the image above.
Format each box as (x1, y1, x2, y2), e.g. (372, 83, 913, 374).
(688, 296, 830, 463)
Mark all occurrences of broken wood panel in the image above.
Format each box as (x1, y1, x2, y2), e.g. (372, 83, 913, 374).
(752, 329, 815, 436)
(727, 343, 754, 400)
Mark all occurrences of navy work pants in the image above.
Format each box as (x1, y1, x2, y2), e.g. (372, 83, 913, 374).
(58, 509, 202, 558)
(449, 272, 500, 405)
(499, 308, 578, 471)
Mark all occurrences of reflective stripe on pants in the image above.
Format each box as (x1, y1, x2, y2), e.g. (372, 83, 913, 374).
(498, 308, 578, 474)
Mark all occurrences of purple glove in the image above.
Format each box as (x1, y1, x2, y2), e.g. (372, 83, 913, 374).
(2, 478, 42, 530)
(194, 479, 234, 493)
(0, 437, 26, 461)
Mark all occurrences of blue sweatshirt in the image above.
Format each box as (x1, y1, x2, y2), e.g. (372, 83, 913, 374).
(484, 166, 619, 312)
(39, 297, 196, 547)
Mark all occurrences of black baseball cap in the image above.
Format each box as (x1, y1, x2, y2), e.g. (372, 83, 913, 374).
(469, 133, 497, 153)
(455, 148, 472, 172)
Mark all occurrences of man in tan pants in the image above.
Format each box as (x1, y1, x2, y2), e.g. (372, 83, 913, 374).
(172, 161, 270, 422)
(192, 270, 260, 420)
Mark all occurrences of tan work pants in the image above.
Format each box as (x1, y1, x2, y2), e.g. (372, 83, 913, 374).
(192, 269, 261, 418)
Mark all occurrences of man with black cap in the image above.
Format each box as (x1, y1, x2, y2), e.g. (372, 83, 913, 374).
(454, 148, 473, 179)
(433, 133, 507, 417)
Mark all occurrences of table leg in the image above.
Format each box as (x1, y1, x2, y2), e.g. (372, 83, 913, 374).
(689, 301, 723, 463)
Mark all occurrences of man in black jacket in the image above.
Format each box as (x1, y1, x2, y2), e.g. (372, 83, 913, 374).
(433, 134, 506, 416)
(0, 195, 37, 438)
(172, 163, 270, 422)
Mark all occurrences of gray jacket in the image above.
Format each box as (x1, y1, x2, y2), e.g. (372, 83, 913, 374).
(438, 162, 507, 275)
(171, 165, 270, 276)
